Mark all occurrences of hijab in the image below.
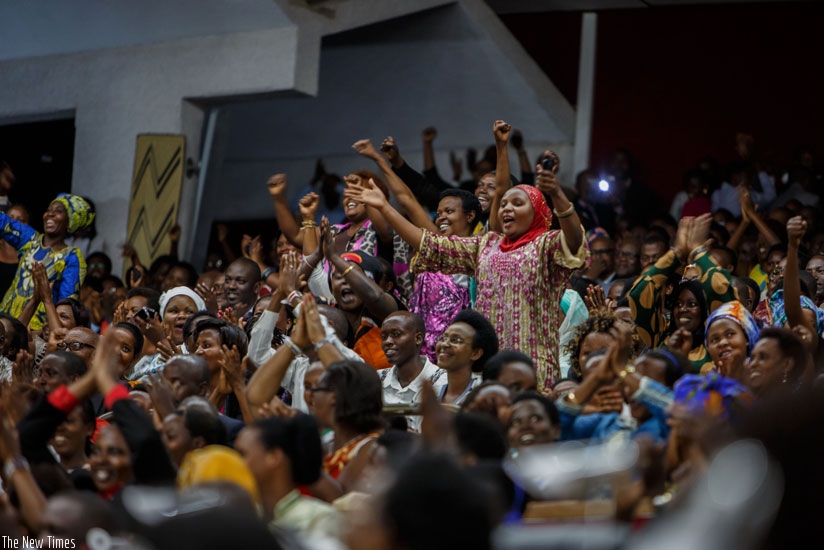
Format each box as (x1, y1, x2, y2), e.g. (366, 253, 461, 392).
(498, 185, 552, 253)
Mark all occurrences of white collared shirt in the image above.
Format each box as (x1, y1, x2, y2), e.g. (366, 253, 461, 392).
(379, 357, 443, 432)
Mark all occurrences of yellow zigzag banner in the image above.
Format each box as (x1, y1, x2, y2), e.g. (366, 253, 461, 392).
(126, 134, 185, 275)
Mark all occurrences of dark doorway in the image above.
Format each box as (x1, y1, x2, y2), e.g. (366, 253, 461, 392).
(0, 117, 75, 232)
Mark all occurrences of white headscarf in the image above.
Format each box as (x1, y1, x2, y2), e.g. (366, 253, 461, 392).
(159, 286, 206, 316)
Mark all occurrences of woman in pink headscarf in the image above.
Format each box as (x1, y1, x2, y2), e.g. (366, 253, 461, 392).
(345, 121, 587, 390)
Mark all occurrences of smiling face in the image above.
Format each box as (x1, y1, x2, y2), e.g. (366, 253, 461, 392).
(43, 201, 69, 237)
(747, 338, 791, 396)
(434, 322, 481, 372)
(50, 407, 93, 463)
(223, 262, 259, 310)
(578, 332, 614, 379)
(474, 173, 497, 215)
(673, 288, 702, 333)
(614, 241, 641, 277)
(89, 425, 132, 494)
(110, 327, 137, 378)
(806, 256, 824, 298)
(435, 196, 474, 237)
(507, 400, 558, 448)
(707, 318, 749, 380)
(163, 295, 197, 346)
(498, 188, 535, 240)
(380, 314, 422, 367)
(194, 328, 223, 375)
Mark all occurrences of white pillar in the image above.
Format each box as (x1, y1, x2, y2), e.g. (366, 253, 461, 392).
(573, 12, 598, 178)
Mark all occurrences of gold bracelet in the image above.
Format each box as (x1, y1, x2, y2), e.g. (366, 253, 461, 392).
(554, 204, 575, 218)
(566, 391, 578, 405)
(618, 364, 636, 380)
(340, 264, 356, 277)
(300, 220, 318, 229)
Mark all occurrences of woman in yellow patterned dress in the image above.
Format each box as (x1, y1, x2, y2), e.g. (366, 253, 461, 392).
(0, 193, 94, 330)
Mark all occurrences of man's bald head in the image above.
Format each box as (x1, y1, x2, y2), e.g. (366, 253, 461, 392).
(163, 355, 211, 402)
(318, 304, 350, 343)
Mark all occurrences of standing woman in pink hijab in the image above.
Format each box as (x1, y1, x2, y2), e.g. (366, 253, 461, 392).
(345, 121, 587, 390)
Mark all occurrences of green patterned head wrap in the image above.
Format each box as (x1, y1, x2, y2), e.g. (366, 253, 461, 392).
(51, 193, 95, 235)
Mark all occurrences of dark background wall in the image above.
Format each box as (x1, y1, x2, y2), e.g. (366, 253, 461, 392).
(501, 2, 824, 209)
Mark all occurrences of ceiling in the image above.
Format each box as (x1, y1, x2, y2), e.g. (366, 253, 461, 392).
(484, 0, 808, 13)
(0, 0, 291, 62)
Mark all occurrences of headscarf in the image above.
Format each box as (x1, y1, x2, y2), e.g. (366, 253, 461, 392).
(498, 185, 552, 253)
(704, 300, 760, 354)
(768, 289, 824, 336)
(159, 286, 206, 317)
(51, 193, 95, 235)
(177, 445, 260, 505)
(674, 372, 754, 420)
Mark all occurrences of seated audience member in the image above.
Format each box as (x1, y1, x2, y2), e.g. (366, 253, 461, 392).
(378, 311, 442, 432)
(482, 350, 537, 394)
(432, 310, 498, 406)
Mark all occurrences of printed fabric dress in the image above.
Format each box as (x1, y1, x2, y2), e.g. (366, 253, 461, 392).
(0, 214, 86, 330)
(408, 270, 471, 363)
(415, 228, 586, 390)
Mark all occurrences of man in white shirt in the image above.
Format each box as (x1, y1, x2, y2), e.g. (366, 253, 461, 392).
(378, 312, 443, 432)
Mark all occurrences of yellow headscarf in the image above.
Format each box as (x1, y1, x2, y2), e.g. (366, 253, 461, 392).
(51, 193, 95, 235)
(177, 445, 260, 505)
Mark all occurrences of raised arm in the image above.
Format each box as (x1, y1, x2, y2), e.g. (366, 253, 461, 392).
(382, 136, 444, 212)
(344, 173, 393, 244)
(268, 174, 311, 248)
(323, 220, 398, 323)
(344, 179, 424, 250)
(489, 120, 512, 234)
(535, 151, 583, 254)
(353, 139, 437, 233)
(785, 216, 812, 333)
(741, 188, 780, 247)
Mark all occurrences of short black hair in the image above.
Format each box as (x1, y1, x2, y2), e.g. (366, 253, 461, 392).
(86, 251, 112, 274)
(757, 328, 807, 385)
(454, 412, 507, 462)
(482, 350, 533, 381)
(641, 349, 689, 388)
(169, 261, 199, 288)
(0, 313, 28, 357)
(252, 414, 323, 485)
(511, 391, 560, 427)
(439, 189, 482, 229)
(114, 322, 144, 357)
(325, 360, 384, 435)
(711, 245, 738, 271)
(451, 309, 499, 373)
(49, 350, 88, 379)
(181, 407, 227, 447)
(193, 318, 248, 357)
(56, 298, 91, 328)
(182, 310, 218, 342)
(127, 287, 161, 311)
(382, 453, 493, 550)
(228, 258, 262, 281)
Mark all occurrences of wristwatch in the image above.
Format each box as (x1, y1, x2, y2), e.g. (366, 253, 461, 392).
(3, 456, 29, 479)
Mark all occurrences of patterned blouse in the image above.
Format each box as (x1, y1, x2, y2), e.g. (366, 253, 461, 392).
(628, 248, 736, 373)
(415, 229, 587, 389)
(408, 271, 470, 363)
(0, 213, 86, 330)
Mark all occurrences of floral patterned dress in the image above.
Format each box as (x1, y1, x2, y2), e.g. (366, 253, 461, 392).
(0, 214, 86, 330)
(415, 229, 587, 389)
(408, 271, 471, 363)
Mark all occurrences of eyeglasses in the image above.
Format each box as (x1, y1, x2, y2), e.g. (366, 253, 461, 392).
(308, 386, 334, 394)
(437, 334, 467, 346)
(590, 248, 615, 256)
(56, 341, 96, 352)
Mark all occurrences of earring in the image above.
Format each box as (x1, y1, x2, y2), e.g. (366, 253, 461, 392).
(782, 372, 788, 384)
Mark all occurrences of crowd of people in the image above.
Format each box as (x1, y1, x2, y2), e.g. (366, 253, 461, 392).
(0, 124, 822, 549)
